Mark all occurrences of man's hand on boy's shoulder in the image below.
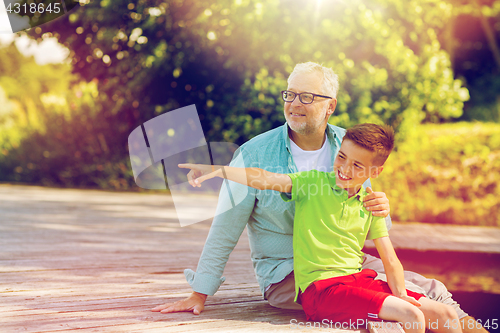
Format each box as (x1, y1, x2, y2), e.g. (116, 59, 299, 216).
(151, 292, 207, 315)
(363, 187, 390, 218)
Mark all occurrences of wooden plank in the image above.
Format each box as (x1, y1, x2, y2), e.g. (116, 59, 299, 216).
(1, 184, 498, 332)
(1, 184, 313, 332)
(2, 298, 307, 332)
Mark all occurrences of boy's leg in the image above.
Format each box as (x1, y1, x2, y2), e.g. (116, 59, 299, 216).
(402, 271, 488, 333)
(301, 270, 411, 326)
(363, 254, 468, 318)
(362, 254, 489, 333)
(403, 270, 468, 318)
(378, 295, 425, 333)
(377, 287, 462, 333)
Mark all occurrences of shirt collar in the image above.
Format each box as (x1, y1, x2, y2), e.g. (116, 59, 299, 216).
(328, 173, 367, 202)
(282, 123, 292, 152)
(325, 124, 338, 145)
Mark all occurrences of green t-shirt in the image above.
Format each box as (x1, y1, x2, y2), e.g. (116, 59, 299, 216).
(281, 170, 388, 302)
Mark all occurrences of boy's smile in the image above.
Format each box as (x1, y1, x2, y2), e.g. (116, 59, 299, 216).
(336, 169, 352, 181)
(333, 139, 383, 197)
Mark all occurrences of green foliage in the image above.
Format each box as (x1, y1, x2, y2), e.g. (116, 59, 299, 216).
(26, 0, 468, 143)
(442, 0, 500, 122)
(376, 122, 500, 226)
(0, 81, 135, 188)
(0, 44, 135, 188)
(0, 43, 73, 153)
(0, 0, 476, 197)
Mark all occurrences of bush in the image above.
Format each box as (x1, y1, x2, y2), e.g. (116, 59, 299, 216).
(375, 122, 500, 226)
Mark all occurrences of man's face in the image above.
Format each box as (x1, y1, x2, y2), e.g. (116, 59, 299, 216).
(333, 139, 382, 193)
(284, 72, 335, 136)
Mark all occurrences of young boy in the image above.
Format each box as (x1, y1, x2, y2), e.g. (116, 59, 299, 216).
(178, 123, 461, 333)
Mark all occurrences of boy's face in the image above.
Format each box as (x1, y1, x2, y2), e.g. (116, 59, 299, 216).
(333, 139, 383, 193)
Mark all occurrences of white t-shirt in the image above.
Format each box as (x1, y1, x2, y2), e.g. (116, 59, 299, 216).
(263, 135, 332, 293)
(289, 135, 332, 173)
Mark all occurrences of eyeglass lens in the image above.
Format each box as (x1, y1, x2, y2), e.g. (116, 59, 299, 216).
(283, 91, 314, 104)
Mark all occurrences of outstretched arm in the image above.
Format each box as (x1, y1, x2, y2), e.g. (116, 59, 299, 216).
(178, 164, 292, 193)
(373, 236, 421, 307)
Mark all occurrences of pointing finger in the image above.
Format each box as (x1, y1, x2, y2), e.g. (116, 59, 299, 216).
(178, 163, 196, 169)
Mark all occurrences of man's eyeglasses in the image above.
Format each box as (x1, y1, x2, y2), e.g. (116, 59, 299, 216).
(281, 90, 332, 104)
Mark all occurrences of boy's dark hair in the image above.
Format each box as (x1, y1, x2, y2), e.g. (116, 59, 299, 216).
(343, 123, 395, 166)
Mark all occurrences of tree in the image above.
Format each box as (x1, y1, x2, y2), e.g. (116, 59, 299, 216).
(0, 42, 73, 149)
(6, 0, 469, 188)
(438, 0, 500, 121)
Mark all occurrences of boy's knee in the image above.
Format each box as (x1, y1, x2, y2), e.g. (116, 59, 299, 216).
(404, 305, 425, 326)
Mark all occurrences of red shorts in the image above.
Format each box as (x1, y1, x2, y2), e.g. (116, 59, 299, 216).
(300, 269, 424, 324)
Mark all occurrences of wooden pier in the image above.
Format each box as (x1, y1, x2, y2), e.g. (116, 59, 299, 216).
(1, 184, 499, 332)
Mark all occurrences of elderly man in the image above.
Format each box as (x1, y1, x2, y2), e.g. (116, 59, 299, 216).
(153, 62, 484, 333)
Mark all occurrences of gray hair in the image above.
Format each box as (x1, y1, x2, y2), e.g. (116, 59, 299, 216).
(288, 62, 339, 99)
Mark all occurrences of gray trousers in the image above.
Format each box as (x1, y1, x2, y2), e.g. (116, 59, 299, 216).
(264, 253, 468, 319)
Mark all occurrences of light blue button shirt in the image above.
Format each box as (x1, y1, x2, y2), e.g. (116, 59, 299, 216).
(184, 123, 392, 296)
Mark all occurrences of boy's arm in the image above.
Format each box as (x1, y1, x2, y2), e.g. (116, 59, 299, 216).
(178, 164, 292, 193)
(373, 236, 421, 307)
